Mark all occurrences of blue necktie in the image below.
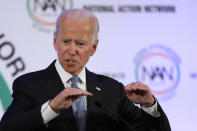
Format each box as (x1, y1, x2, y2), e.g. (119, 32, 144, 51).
(71, 76, 87, 131)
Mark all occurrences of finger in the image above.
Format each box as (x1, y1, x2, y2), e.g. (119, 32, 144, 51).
(125, 82, 136, 91)
(126, 86, 141, 93)
(65, 90, 92, 100)
(82, 91, 93, 96)
(65, 92, 92, 103)
(134, 81, 144, 87)
(131, 82, 147, 90)
(130, 82, 150, 96)
(65, 94, 82, 101)
(130, 84, 146, 92)
(126, 81, 145, 89)
(126, 85, 146, 95)
(64, 87, 84, 95)
(125, 82, 136, 88)
(132, 89, 147, 96)
(71, 90, 92, 96)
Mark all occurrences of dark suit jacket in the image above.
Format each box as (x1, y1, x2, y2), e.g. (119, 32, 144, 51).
(0, 61, 171, 131)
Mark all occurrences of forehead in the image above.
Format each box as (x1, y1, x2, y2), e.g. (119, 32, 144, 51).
(59, 16, 95, 35)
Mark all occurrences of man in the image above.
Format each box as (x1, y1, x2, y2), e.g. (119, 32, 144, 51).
(0, 9, 171, 131)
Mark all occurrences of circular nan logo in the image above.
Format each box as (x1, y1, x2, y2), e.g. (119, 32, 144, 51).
(26, 0, 73, 32)
(134, 45, 181, 100)
(0, 73, 12, 112)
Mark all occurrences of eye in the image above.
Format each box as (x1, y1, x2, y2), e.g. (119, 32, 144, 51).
(62, 39, 70, 44)
(77, 42, 85, 46)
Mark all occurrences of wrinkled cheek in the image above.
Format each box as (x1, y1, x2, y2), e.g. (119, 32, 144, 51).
(57, 52, 65, 64)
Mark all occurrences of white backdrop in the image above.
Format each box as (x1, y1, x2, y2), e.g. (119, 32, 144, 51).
(0, 0, 197, 130)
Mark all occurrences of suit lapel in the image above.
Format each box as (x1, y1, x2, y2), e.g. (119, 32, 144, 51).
(86, 69, 96, 109)
(42, 61, 65, 99)
(42, 61, 77, 130)
(86, 69, 103, 111)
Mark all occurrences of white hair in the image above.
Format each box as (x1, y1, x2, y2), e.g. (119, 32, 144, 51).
(55, 9, 99, 42)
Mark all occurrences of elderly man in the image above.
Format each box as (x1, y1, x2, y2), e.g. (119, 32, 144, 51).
(0, 9, 171, 131)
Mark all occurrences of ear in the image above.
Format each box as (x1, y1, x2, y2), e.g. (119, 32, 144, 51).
(53, 32, 57, 51)
(90, 39, 99, 56)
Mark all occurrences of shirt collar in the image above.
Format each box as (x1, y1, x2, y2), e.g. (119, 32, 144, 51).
(55, 60, 86, 85)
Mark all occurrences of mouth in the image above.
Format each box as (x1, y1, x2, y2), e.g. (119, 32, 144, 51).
(66, 59, 78, 64)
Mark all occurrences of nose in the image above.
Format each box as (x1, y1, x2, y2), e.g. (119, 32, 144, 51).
(67, 43, 77, 56)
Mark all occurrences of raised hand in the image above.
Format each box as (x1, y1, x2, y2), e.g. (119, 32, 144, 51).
(49, 87, 92, 113)
(125, 82, 155, 107)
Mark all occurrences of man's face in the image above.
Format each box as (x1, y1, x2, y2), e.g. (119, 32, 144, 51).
(54, 17, 98, 75)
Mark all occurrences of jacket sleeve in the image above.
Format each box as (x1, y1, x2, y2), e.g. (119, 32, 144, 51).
(0, 77, 46, 131)
(118, 83, 171, 131)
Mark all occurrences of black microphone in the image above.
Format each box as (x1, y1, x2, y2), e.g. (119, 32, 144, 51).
(94, 100, 136, 131)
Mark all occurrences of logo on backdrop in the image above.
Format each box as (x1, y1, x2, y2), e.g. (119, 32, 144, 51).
(0, 33, 26, 113)
(134, 45, 181, 100)
(26, 0, 73, 32)
(0, 73, 12, 112)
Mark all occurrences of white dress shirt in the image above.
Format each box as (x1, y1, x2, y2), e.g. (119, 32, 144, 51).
(41, 61, 160, 124)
